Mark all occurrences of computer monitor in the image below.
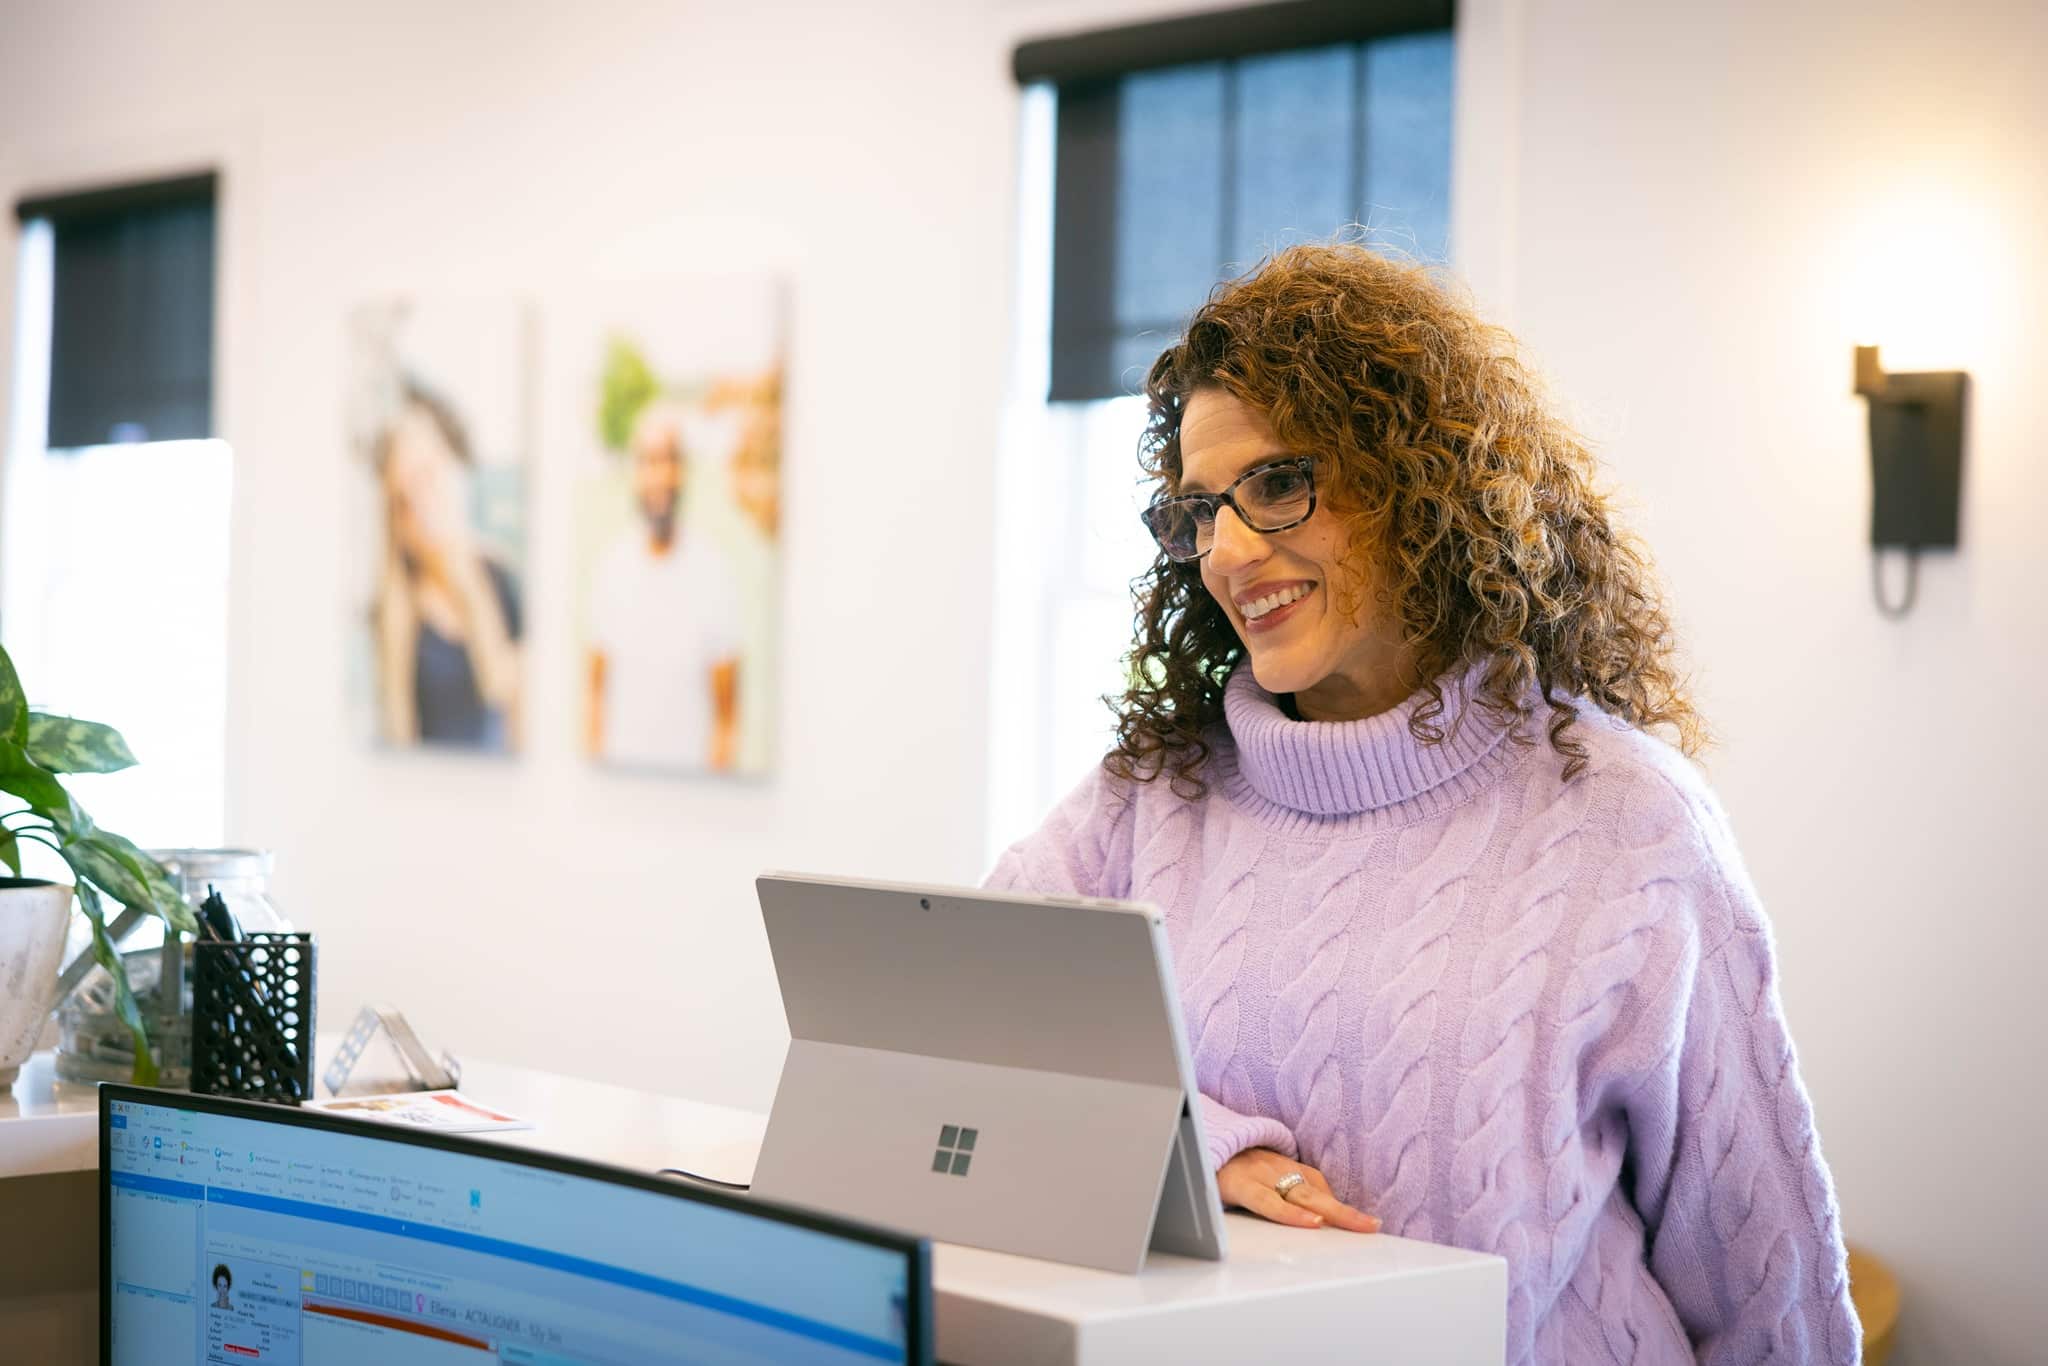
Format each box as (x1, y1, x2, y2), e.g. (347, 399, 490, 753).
(100, 1084, 930, 1366)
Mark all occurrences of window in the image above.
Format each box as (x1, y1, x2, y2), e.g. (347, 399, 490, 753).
(4, 175, 229, 849)
(1046, 31, 1455, 401)
(990, 5, 1454, 859)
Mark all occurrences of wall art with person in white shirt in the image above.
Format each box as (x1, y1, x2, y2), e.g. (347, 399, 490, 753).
(570, 281, 782, 777)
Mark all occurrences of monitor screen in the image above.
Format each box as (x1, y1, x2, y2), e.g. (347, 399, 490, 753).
(100, 1086, 928, 1365)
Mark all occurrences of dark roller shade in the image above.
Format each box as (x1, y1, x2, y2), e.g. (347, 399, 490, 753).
(1049, 79, 1127, 405)
(15, 172, 218, 448)
(1016, 0, 1452, 84)
(1027, 6, 1453, 402)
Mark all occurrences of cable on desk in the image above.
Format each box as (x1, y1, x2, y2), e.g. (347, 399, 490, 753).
(658, 1166, 752, 1192)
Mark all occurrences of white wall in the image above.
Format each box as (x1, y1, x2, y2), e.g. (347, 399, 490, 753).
(0, 0, 1042, 1116)
(3, 1, 2043, 1360)
(1454, 4, 2048, 1362)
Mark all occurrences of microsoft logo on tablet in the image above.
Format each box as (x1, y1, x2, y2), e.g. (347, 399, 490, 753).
(931, 1124, 977, 1176)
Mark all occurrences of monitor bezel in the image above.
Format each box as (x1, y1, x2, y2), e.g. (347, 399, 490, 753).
(98, 1082, 933, 1366)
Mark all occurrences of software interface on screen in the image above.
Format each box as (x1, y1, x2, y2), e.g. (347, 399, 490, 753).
(105, 1096, 914, 1365)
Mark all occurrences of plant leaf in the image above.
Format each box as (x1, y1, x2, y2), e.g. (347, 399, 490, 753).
(60, 834, 197, 937)
(0, 645, 26, 745)
(56, 798, 96, 839)
(58, 838, 148, 909)
(87, 829, 194, 934)
(26, 714, 138, 774)
(0, 737, 69, 813)
(0, 825, 17, 876)
(77, 882, 159, 1086)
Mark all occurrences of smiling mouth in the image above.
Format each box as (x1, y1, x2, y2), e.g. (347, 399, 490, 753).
(1239, 582, 1315, 621)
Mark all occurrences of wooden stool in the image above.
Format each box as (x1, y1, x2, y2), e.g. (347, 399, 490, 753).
(1846, 1242, 1900, 1366)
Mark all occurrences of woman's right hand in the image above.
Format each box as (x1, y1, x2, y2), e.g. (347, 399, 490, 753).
(1217, 1147, 1380, 1232)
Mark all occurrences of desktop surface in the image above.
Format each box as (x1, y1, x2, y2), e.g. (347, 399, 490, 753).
(100, 1085, 929, 1365)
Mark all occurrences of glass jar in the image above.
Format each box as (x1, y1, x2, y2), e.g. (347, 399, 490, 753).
(54, 943, 192, 1086)
(53, 847, 286, 1085)
(150, 849, 288, 934)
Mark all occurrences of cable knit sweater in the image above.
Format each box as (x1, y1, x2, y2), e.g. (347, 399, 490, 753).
(986, 665, 1859, 1365)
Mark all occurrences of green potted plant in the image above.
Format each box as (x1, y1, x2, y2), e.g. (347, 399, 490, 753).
(0, 642, 194, 1085)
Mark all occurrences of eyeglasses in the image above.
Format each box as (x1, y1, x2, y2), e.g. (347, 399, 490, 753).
(1140, 457, 1318, 562)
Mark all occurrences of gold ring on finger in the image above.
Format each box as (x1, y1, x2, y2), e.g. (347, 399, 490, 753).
(1273, 1171, 1308, 1201)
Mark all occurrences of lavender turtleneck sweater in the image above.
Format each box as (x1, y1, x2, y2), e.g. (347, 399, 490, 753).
(986, 665, 1859, 1365)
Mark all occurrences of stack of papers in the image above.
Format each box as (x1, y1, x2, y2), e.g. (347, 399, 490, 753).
(306, 1090, 532, 1134)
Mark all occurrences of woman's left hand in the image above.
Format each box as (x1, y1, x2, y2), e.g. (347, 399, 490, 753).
(1217, 1146, 1380, 1232)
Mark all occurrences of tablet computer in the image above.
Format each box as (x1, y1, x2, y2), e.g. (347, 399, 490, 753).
(750, 874, 1227, 1274)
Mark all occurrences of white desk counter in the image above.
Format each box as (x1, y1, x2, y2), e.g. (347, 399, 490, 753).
(1, 1047, 1507, 1365)
(0, 1048, 106, 1178)
(0, 1047, 769, 1185)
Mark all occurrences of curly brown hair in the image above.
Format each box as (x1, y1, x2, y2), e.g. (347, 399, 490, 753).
(1107, 244, 1705, 795)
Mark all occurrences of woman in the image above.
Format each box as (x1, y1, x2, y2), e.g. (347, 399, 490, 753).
(988, 246, 1857, 1364)
(370, 379, 523, 751)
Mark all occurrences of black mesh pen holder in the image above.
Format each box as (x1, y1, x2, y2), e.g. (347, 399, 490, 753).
(192, 933, 316, 1104)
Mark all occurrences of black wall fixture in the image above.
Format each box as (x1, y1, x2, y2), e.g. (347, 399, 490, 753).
(1852, 345, 1966, 619)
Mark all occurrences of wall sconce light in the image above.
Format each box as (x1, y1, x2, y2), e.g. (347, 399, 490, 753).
(1852, 345, 1966, 618)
